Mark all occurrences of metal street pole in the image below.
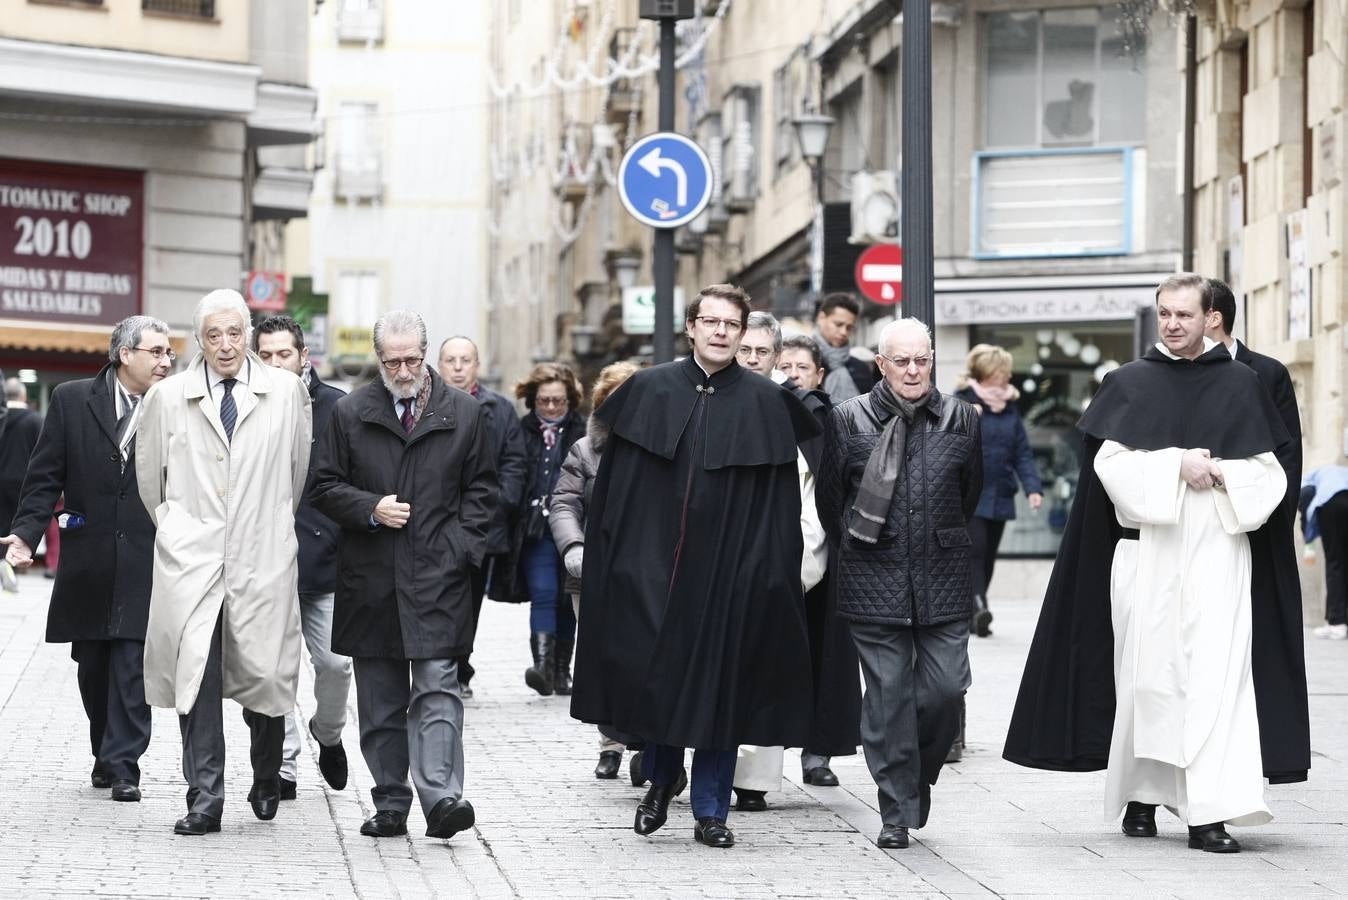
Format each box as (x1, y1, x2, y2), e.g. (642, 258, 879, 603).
(902, 0, 935, 343)
(652, 17, 676, 363)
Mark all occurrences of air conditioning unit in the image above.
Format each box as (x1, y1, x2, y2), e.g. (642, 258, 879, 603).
(850, 170, 900, 244)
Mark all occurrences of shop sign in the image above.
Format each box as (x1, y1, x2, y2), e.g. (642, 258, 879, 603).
(245, 271, 287, 312)
(622, 285, 686, 335)
(936, 286, 1155, 325)
(0, 159, 143, 327)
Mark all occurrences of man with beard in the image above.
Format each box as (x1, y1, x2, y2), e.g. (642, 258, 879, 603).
(1005, 274, 1301, 853)
(2, 316, 172, 801)
(437, 336, 527, 699)
(813, 293, 876, 404)
(253, 315, 352, 800)
(571, 284, 819, 849)
(136, 290, 312, 835)
(310, 310, 496, 840)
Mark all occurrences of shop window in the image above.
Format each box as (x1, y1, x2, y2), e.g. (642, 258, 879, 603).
(984, 5, 1146, 150)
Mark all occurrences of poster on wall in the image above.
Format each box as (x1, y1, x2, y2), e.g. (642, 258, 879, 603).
(0, 158, 143, 326)
(1286, 209, 1311, 341)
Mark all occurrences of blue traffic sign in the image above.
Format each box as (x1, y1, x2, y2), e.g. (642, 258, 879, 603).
(617, 132, 714, 229)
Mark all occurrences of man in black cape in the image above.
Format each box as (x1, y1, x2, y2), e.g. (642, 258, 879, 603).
(1004, 274, 1309, 850)
(1204, 278, 1310, 783)
(570, 284, 819, 850)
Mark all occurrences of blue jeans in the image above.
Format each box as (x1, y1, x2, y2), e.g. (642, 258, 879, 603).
(642, 743, 736, 821)
(524, 538, 576, 641)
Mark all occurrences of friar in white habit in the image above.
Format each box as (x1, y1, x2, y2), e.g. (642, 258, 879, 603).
(1004, 273, 1299, 854)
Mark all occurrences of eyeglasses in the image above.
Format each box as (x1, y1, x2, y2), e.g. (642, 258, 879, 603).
(380, 356, 424, 372)
(536, 395, 569, 408)
(879, 354, 932, 370)
(131, 346, 176, 362)
(692, 316, 744, 334)
(736, 345, 775, 358)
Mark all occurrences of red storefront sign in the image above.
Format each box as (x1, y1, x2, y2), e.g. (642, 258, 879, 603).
(0, 158, 144, 327)
(246, 271, 287, 312)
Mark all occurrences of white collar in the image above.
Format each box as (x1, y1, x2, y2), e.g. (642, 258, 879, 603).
(1154, 336, 1218, 361)
(207, 357, 251, 389)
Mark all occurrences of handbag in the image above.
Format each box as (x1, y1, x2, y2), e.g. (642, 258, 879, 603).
(523, 495, 551, 542)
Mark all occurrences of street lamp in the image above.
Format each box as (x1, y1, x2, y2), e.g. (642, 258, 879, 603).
(793, 113, 834, 296)
(605, 246, 642, 290)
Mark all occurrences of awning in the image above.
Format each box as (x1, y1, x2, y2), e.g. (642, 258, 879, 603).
(0, 319, 189, 356)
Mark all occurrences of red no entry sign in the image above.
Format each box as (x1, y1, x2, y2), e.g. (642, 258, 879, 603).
(854, 244, 903, 305)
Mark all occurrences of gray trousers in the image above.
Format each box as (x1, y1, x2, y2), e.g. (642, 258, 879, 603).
(354, 657, 464, 818)
(180, 615, 285, 818)
(280, 591, 352, 779)
(850, 619, 970, 828)
(72, 638, 152, 784)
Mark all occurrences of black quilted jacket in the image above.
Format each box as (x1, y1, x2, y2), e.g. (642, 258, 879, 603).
(816, 388, 982, 626)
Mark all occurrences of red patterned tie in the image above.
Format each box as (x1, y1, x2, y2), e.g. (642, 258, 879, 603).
(400, 399, 415, 435)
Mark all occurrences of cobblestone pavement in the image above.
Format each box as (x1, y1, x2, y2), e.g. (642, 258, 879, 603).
(1, 560, 1345, 898)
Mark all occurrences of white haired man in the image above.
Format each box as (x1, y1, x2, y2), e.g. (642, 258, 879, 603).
(136, 289, 312, 835)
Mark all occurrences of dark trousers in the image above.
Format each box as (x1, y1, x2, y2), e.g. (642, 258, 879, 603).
(968, 516, 1007, 601)
(455, 560, 492, 686)
(179, 615, 285, 818)
(642, 743, 736, 822)
(850, 619, 970, 828)
(1320, 493, 1348, 625)
(71, 638, 152, 784)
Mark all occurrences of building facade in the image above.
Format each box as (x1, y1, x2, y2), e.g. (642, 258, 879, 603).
(0, 0, 317, 397)
(484, 0, 1181, 557)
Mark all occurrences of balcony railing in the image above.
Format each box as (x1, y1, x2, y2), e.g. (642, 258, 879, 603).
(973, 147, 1135, 258)
(142, 0, 215, 18)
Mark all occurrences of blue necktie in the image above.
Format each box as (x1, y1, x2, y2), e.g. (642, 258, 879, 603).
(220, 378, 237, 443)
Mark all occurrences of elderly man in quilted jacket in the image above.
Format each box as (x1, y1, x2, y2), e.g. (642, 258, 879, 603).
(816, 318, 982, 851)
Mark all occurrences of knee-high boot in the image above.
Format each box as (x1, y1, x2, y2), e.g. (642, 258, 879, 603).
(553, 639, 574, 696)
(525, 632, 555, 696)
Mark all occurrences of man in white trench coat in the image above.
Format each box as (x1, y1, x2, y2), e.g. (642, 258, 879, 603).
(136, 289, 312, 836)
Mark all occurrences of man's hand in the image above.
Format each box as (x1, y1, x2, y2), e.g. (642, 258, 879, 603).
(373, 495, 411, 529)
(1180, 448, 1224, 490)
(1027, 492, 1043, 512)
(564, 545, 584, 578)
(0, 534, 33, 568)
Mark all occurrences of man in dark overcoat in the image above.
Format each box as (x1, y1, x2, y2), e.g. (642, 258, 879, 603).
(570, 284, 820, 850)
(0, 373, 43, 534)
(1204, 278, 1310, 784)
(437, 336, 527, 699)
(1, 316, 174, 801)
(310, 310, 497, 841)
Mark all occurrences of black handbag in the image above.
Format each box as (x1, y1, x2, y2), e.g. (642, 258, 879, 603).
(523, 496, 550, 542)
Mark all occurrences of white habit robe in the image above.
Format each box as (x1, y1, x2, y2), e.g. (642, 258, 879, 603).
(1095, 439, 1285, 827)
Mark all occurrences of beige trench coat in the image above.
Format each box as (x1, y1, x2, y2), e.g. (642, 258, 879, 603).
(136, 352, 311, 716)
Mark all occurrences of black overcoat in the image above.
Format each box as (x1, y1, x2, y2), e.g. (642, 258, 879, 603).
(1003, 344, 1310, 781)
(309, 370, 498, 659)
(295, 369, 346, 596)
(570, 357, 821, 750)
(1235, 340, 1310, 782)
(9, 366, 154, 642)
(0, 404, 42, 533)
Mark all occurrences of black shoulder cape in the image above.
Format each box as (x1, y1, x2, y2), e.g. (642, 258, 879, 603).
(1003, 342, 1310, 782)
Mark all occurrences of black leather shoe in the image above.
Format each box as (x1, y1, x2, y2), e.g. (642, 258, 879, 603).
(91, 767, 112, 789)
(1188, 823, 1240, 853)
(247, 778, 281, 821)
(360, 810, 408, 837)
(1121, 801, 1157, 837)
(877, 825, 909, 849)
(173, 813, 220, 836)
(629, 750, 647, 787)
(310, 719, 349, 791)
(971, 594, 993, 637)
(734, 789, 768, 812)
(459, 683, 474, 700)
(280, 777, 297, 801)
(633, 769, 688, 835)
(110, 780, 141, 802)
(803, 766, 840, 787)
(694, 817, 735, 848)
(425, 797, 475, 839)
(595, 751, 622, 780)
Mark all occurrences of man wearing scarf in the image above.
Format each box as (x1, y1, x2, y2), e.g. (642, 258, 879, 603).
(816, 318, 982, 850)
(813, 293, 877, 404)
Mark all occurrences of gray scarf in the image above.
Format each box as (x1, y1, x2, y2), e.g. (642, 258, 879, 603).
(815, 331, 860, 403)
(848, 380, 937, 544)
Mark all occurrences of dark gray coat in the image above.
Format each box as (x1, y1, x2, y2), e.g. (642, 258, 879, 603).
(309, 370, 498, 659)
(816, 388, 982, 626)
(10, 366, 155, 642)
(295, 369, 345, 595)
(474, 385, 528, 556)
(548, 416, 609, 595)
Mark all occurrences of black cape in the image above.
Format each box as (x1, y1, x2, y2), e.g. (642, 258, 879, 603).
(1004, 343, 1310, 781)
(570, 357, 821, 750)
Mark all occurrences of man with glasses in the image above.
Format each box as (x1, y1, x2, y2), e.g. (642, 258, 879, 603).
(136, 290, 313, 836)
(2, 316, 173, 802)
(310, 310, 497, 841)
(816, 318, 983, 850)
(571, 284, 820, 849)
